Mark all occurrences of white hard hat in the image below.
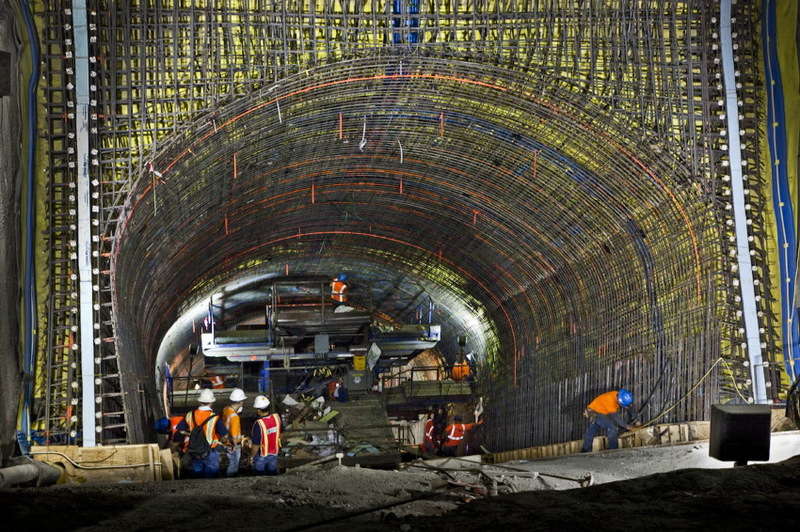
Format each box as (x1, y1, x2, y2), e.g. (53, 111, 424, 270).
(253, 395, 270, 409)
(198, 388, 215, 404)
(229, 388, 247, 402)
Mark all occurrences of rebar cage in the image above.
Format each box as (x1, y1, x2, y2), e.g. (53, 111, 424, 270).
(33, 1, 782, 450)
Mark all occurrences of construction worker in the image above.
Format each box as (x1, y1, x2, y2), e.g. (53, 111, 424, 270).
(167, 414, 188, 454)
(208, 374, 225, 389)
(175, 388, 228, 477)
(451, 360, 471, 381)
(222, 388, 247, 476)
(250, 395, 282, 475)
(330, 273, 349, 303)
(580, 388, 637, 452)
(421, 410, 437, 456)
(442, 414, 482, 457)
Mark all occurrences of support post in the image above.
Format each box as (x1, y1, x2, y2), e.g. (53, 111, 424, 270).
(73, 1, 96, 445)
(720, 0, 767, 404)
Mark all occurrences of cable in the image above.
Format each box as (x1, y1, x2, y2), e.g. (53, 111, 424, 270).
(640, 356, 748, 429)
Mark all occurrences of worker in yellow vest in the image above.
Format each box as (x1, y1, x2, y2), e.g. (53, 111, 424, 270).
(175, 389, 229, 477)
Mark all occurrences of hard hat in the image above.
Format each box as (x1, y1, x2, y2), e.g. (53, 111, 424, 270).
(153, 417, 170, 434)
(229, 388, 247, 402)
(198, 388, 215, 404)
(336, 273, 347, 282)
(617, 389, 633, 407)
(253, 395, 270, 409)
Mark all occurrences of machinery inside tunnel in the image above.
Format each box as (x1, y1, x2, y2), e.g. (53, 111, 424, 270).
(1, 0, 799, 528)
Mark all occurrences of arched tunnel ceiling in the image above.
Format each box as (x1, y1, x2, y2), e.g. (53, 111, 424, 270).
(114, 57, 712, 381)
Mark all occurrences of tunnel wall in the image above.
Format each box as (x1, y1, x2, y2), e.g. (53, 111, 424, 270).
(33, 1, 785, 446)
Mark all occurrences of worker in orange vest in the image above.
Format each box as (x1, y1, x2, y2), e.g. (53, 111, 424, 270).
(222, 388, 247, 476)
(330, 273, 349, 303)
(174, 389, 229, 477)
(208, 375, 225, 389)
(442, 414, 482, 457)
(580, 389, 637, 452)
(420, 410, 437, 456)
(451, 360, 471, 381)
(168, 414, 188, 453)
(250, 395, 282, 475)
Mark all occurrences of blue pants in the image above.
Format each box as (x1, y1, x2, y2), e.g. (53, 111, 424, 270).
(581, 414, 619, 452)
(253, 454, 279, 475)
(190, 449, 220, 478)
(226, 446, 241, 476)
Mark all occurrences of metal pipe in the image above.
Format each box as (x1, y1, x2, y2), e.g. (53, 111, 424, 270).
(0, 459, 61, 488)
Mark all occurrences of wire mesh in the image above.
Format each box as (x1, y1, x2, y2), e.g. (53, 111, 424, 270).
(33, 0, 781, 449)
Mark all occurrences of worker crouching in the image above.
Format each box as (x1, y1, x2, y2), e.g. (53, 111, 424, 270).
(580, 388, 637, 452)
(175, 389, 229, 478)
(250, 395, 282, 475)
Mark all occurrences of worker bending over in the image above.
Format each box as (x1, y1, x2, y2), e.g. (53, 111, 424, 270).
(222, 388, 246, 476)
(580, 388, 637, 453)
(175, 389, 229, 477)
(250, 395, 282, 475)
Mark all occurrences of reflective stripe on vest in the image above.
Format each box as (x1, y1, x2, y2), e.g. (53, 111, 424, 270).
(187, 410, 220, 448)
(257, 414, 281, 456)
(331, 281, 347, 302)
(424, 420, 434, 440)
(447, 424, 465, 442)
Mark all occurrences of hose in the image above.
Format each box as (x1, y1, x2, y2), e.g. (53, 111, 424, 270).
(637, 357, 748, 429)
(18, 0, 41, 442)
(29, 450, 157, 470)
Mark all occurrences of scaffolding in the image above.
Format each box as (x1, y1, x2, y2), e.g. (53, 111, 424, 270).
(33, 1, 783, 449)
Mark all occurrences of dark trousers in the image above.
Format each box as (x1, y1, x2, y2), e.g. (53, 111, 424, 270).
(581, 414, 619, 452)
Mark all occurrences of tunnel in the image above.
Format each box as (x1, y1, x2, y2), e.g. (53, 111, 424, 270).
(2, 0, 799, 505)
(112, 54, 726, 450)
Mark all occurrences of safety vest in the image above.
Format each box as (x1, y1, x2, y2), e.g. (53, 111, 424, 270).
(169, 415, 184, 437)
(330, 281, 348, 303)
(444, 423, 466, 446)
(256, 414, 281, 456)
(209, 375, 224, 389)
(222, 406, 241, 440)
(170, 415, 189, 452)
(451, 362, 471, 381)
(424, 419, 435, 442)
(186, 409, 222, 448)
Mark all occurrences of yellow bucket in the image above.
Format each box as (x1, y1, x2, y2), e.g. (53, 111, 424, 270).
(353, 354, 366, 371)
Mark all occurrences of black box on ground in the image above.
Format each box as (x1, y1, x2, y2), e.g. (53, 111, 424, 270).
(0, 51, 10, 97)
(709, 404, 771, 463)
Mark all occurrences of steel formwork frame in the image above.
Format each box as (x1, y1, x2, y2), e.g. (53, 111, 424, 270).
(31, 1, 784, 450)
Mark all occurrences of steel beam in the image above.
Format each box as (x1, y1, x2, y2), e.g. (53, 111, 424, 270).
(72, 0, 96, 446)
(720, 0, 767, 404)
